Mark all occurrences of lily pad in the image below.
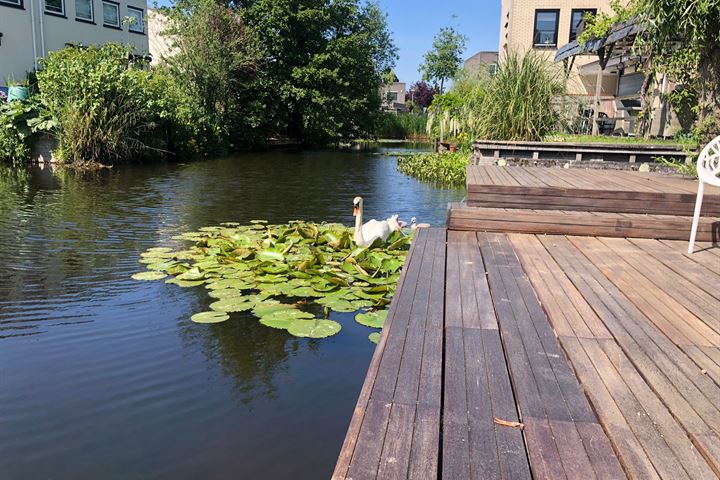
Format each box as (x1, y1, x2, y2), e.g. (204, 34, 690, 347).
(191, 311, 230, 323)
(210, 297, 257, 313)
(132, 220, 412, 337)
(355, 310, 388, 328)
(368, 332, 381, 344)
(287, 319, 342, 338)
(131, 271, 167, 281)
(259, 309, 315, 329)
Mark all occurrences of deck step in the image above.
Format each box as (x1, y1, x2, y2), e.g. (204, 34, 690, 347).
(466, 165, 720, 216)
(448, 203, 720, 242)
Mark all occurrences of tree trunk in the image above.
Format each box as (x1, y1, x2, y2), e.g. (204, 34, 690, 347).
(637, 69, 655, 138)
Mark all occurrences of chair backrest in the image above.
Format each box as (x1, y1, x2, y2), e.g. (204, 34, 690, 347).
(697, 134, 720, 187)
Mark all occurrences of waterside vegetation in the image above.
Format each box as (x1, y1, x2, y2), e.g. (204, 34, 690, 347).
(0, 0, 398, 166)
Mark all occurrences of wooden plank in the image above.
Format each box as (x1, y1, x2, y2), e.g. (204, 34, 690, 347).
(510, 233, 612, 340)
(466, 192, 719, 216)
(691, 434, 720, 477)
(541, 236, 720, 435)
(599, 339, 718, 479)
(481, 329, 533, 479)
(561, 337, 661, 479)
(407, 405, 440, 480)
(333, 229, 427, 480)
(580, 338, 692, 480)
(479, 233, 618, 479)
(628, 238, 720, 300)
(463, 327, 503, 480)
(598, 237, 720, 335)
(572, 236, 720, 347)
(523, 417, 569, 480)
(370, 230, 429, 402)
(346, 399, 393, 480)
(442, 326, 471, 479)
(377, 403, 416, 480)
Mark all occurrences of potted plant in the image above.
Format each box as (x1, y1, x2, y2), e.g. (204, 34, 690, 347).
(6, 75, 30, 102)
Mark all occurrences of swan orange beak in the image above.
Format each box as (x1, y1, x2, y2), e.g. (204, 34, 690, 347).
(353, 206, 359, 217)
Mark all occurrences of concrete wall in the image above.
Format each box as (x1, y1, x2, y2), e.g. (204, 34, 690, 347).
(0, 0, 148, 85)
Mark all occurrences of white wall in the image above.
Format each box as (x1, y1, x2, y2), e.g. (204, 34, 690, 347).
(0, 0, 148, 85)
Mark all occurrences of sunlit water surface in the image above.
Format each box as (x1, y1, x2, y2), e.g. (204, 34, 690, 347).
(0, 144, 463, 479)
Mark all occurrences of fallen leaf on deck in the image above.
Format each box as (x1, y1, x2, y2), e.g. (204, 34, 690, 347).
(494, 418, 524, 429)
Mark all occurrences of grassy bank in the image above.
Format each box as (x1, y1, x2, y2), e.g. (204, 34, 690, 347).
(543, 134, 687, 146)
(375, 112, 428, 140)
(396, 152, 469, 187)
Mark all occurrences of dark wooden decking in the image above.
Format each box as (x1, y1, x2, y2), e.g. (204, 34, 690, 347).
(466, 165, 720, 217)
(334, 228, 720, 479)
(449, 166, 720, 241)
(335, 166, 720, 479)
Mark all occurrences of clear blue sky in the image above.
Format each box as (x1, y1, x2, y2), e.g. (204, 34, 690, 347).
(379, 0, 501, 84)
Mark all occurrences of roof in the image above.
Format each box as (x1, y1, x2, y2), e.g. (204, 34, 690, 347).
(555, 18, 644, 62)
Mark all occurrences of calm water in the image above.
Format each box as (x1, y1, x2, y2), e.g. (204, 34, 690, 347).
(0, 145, 463, 480)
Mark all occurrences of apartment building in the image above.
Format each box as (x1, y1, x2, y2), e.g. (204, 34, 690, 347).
(0, 0, 149, 86)
(499, 0, 616, 95)
(498, 0, 679, 136)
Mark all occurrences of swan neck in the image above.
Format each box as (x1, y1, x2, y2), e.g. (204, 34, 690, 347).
(354, 203, 364, 244)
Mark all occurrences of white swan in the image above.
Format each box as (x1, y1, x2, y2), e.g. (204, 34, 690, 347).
(353, 197, 400, 246)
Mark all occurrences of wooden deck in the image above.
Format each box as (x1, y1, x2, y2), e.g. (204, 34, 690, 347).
(466, 165, 720, 216)
(334, 228, 720, 479)
(335, 165, 720, 479)
(451, 165, 720, 241)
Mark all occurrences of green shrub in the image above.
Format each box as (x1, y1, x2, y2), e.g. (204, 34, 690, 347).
(36, 44, 204, 165)
(0, 99, 45, 165)
(375, 112, 428, 139)
(396, 151, 469, 186)
(475, 51, 565, 141)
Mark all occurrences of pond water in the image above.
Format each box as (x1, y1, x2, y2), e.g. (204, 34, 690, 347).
(0, 144, 463, 480)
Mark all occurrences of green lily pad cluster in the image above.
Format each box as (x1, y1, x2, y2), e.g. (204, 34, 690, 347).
(132, 221, 412, 340)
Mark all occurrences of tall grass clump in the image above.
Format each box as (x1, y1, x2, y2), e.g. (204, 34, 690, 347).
(396, 151, 469, 186)
(476, 51, 566, 141)
(375, 112, 428, 139)
(36, 44, 203, 165)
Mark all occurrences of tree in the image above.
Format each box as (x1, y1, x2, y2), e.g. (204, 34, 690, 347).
(407, 81, 435, 110)
(161, 0, 260, 150)
(636, 0, 720, 141)
(419, 26, 467, 94)
(237, 0, 398, 144)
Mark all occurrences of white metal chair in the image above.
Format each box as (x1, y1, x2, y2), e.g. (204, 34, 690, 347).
(688, 134, 720, 253)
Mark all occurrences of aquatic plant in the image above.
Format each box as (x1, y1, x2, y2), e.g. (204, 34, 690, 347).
(397, 151, 469, 186)
(132, 221, 412, 340)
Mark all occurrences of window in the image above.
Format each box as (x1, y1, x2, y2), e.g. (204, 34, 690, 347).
(0, 0, 24, 9)
(127, 6, 144, 33)
(570, 9, 597, 42)
(388, 91, 398, 102)
(44, 0, 64, 15)
(533, 9, 559, 47)
(102, 0, 119, 27)
(75, 0, 93, 21)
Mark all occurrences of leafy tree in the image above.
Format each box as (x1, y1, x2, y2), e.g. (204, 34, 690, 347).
(419, 26, 467, 94)
(407, 81, 435, 110)
(161, 1, 261, 150)
(636, 0, 720, 141)
(237, 0, 397, 144)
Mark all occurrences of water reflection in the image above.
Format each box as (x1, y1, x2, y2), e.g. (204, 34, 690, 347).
(0, 145, 463, 479)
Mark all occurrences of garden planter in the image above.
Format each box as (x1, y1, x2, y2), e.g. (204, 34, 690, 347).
(8, 86, 29, 102)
